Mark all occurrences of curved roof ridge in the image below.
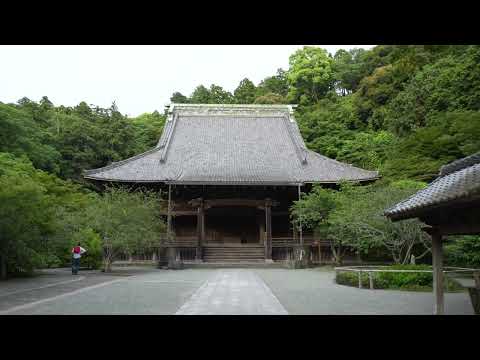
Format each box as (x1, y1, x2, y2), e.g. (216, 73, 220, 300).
(307, 150, 379, 175)
(439, 151, 480, 177)
(384, 162, 480, 220)
(159, 113, 178, 163)
(83, 147, 160, 176)
(282, 115, 307, 165)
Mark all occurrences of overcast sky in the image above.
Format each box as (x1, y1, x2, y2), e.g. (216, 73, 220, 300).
(0, 45, 374, 117)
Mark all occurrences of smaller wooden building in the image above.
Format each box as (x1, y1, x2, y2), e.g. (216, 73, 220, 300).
(385, 152, 480, 314)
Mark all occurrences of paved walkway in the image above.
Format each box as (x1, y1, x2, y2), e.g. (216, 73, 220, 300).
(0, 267, 474, 315)
(176, 270, 287, 315)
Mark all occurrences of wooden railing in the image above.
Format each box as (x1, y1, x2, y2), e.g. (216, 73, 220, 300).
(272, 237, 332, 247)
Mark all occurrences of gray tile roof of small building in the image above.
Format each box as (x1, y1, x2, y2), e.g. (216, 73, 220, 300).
(84, 104, 379, 185)
(384, 152, 480, 221)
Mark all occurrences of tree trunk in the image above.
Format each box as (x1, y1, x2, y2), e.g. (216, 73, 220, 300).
(103, 258, 112, 272)
(330, 243, 343, 265)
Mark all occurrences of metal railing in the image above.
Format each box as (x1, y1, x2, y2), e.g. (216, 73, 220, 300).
(335, 265, 480, 290)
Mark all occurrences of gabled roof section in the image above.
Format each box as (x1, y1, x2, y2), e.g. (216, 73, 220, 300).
(84, 104, 379, 185)
(384, 152, 480, 221)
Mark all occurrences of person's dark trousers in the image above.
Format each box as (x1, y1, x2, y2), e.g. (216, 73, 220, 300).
(72, 258, 80, 275)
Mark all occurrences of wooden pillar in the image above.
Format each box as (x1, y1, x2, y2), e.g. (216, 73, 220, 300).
(432, 231, 444, 315)
(298, 185, 303, 246)
(469, 272, 480, 315)
(167, 184, 172, 240)
(259, 221, 265, 244)
(318, 243, 322, 264)
(265, 198, 272, 261)
(196, 198, 205, 261)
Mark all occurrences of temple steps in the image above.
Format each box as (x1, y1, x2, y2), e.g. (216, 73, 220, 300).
(183, 262, 285, 269)
(203, 246, 265, 263)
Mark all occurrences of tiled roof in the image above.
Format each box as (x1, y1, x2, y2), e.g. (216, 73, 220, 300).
(84, 104, 379, 185)
(384, 152, 480, 221)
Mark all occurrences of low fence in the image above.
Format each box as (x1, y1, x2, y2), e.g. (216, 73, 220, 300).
(335, 265, 480, 290)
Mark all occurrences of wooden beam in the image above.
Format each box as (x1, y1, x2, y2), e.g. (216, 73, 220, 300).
(172, 211, 197, 217)
(432, 231, 444, 315)
(436, 224, 480, 236)
(189, 198, 279, 209)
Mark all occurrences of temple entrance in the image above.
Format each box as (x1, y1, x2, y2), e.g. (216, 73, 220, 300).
(205, 207, 262, 244)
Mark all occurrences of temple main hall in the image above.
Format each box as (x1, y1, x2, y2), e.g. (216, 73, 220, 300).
(84, 104, 378, 264)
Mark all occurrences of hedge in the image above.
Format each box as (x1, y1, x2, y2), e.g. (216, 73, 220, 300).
(335, 265, 464, 292)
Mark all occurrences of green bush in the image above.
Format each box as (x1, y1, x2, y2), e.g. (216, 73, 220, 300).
(336, 265, 463, 291)
(375, 264, 432, 288)
(444, 235, 480, 268)
(38, 253, 63, 268)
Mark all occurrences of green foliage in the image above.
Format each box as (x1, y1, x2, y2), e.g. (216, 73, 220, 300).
(189, 84, 234, 104)
(83, 187, 166, 271)
(333, 48, 368, 94)
(291, 186, 336, 229)
(292, 181, 429, 264)
(386, 46, 480, 135)
(0, 102, 62, 174)
(254, 93, 287, 104)
(381, 111, 480, 181)
(0, 99, 158, 182)
(256, 68, 289, 97)
(234, 78, 257, 104)
(444, 235, 480, 268)
(170, 92, 189, 103)
(287, 46, 335, 104)
(130, 111, 166, 153)
(0, 153, 91, 276)
(295, 96, 362, 160)
(337, 131, 395, 170)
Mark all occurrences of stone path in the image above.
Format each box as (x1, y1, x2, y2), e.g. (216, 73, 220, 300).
(0, 267, 474, 315)
(175, 269, 287, 315)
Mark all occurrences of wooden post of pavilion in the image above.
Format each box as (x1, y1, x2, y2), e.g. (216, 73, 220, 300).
(265, 198, 273, 262)
(297, 184, 304, 262)
(431, 229, 444, 315)
(196, 198, 205, 262)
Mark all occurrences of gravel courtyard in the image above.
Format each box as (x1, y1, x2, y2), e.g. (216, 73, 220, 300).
(0, 267, 474, 315)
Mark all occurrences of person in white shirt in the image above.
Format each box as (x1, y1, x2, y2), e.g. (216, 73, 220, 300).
(71, 243, 87, 275)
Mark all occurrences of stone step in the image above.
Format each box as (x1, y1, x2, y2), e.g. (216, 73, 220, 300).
(183, 262, 285, 269)
(203, 252, 264, 256)
(203, 254, 265, 257)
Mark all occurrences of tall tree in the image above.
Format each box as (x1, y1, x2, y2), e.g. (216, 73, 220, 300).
(233, 78, 256, 104)
(209, 84, 233, 104)
(286, 46, 335, 105)
(189, 85, 211, 103)
(256, 68, 289, 97)
(170, 92, 189, 103)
